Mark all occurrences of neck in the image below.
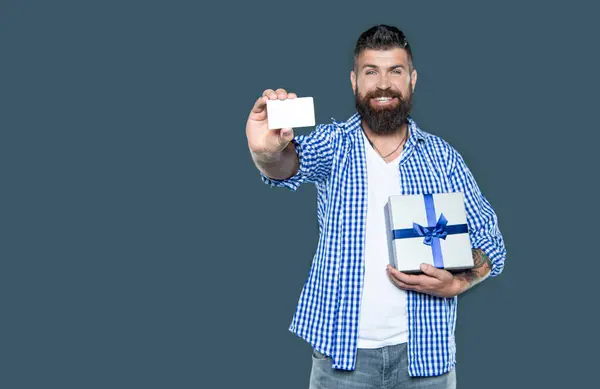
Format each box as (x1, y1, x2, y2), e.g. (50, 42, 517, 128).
(362, 120, 408, 143)
(361, 120, 409, 161)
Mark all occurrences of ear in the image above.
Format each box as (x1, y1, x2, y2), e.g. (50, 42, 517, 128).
(350, 70, 357, 95)
(410, 68, 417, 93)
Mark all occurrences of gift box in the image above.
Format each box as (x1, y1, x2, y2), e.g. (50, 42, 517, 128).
(386, 192, 474, 274)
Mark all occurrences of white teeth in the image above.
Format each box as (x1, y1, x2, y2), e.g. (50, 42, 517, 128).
(375, 97, 392, 101)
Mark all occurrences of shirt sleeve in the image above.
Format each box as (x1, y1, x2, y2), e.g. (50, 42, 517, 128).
(259, 124, 335, 192)
(448, 149, 507, 278)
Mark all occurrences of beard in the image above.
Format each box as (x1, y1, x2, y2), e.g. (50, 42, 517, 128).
(354, 85, 413, 135)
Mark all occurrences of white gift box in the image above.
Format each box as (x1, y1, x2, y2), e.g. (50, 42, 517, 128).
(386, 192, 474, 274)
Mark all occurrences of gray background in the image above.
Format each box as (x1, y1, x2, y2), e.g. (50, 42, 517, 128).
(1, 0, 599, 388)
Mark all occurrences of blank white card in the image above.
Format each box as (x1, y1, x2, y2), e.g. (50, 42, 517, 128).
(266, 97, 315, 130)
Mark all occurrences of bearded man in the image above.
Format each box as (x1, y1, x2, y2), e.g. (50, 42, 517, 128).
(245, 24, 507, 389)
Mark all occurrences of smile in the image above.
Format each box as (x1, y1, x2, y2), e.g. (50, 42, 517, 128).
(371, 97, 397, 105)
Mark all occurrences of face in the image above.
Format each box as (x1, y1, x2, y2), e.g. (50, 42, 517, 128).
(350, 48, 417, 135)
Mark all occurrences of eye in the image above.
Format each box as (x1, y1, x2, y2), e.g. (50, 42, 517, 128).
(392, 69, 402, 74)
(366, 70, 376, 75)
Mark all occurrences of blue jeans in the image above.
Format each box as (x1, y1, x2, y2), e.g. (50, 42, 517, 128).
(309, 343, 456, 389)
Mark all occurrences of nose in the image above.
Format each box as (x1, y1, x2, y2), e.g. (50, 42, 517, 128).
(376, 74, 391, 90)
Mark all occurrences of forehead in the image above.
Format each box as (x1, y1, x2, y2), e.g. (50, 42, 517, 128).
(356, 48, 409, 67)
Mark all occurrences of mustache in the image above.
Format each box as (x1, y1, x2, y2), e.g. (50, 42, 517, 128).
(363, 90, 404, 100)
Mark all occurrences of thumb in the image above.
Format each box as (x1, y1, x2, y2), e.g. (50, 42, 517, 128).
(420, 263, 444, 279)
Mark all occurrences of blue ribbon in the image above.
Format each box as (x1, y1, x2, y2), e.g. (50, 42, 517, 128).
(391, 194, 468, 268)
(412, 214, 449, 245)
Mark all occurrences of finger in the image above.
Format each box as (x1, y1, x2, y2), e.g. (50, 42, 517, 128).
(288, 92, 297, 99)
(386, 266, 423, 286)
(388, 272, 420, 292)
(420, 264, 453, 282)
(392, 269, 440, 291)
(251, 95, 268, 113)
(276, 88, 287, 100)
(420, 263, 444, 280)
(263, 89, 278, 100)
(279, 127, 294, 142)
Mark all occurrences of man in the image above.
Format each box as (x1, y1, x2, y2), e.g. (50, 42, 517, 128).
(246, 25, 506, 389)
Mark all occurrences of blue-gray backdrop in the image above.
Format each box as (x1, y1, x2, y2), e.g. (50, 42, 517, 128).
(2, 0, 598, 388)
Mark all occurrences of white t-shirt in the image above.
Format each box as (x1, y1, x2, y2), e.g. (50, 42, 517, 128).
(356, 129, 408, 349)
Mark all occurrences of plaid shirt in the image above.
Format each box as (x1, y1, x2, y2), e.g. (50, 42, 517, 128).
(259, 113, 506, 376)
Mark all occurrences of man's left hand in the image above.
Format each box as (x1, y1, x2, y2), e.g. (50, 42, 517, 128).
(386, 263, 460, 298)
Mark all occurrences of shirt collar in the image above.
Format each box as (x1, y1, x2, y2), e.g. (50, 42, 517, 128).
(330, 113, 427, 144)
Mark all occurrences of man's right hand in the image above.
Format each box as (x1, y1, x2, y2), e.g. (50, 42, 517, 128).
(246, 88, 297, 160)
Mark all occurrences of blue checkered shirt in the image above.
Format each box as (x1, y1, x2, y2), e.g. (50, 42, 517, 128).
(259, 113, 506, 376)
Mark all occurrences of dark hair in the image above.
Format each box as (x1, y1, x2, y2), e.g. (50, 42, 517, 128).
(353, 25, 414, 71)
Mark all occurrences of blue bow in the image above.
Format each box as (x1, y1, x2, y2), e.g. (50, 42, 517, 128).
(412, 214, 449, 246)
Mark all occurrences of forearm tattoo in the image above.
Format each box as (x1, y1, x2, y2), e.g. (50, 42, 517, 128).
(454, 249, 492, 292)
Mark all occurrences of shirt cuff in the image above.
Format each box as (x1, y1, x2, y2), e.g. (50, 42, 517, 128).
(259, 138, 308, 192)
(472, 237, 506, 278)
